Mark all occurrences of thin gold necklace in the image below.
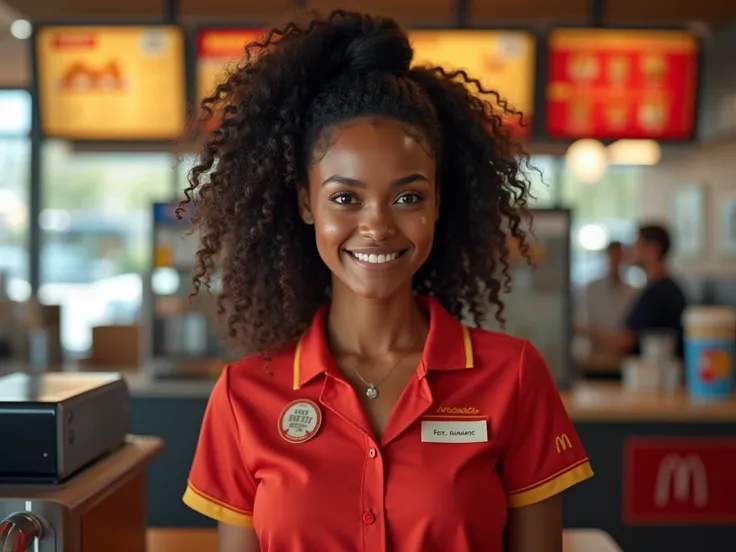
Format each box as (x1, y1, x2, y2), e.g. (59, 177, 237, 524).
(343, 335, 422, 400)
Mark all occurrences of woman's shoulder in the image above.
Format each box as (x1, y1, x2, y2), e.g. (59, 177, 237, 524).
(465, 325, 529, 364)
(224, 340, 301, 387)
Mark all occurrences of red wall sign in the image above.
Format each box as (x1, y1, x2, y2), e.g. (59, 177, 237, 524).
(623, 437, 736, 525)
(545, 29, 699, 140)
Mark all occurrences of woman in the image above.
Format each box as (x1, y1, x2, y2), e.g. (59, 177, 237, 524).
(181, 10, 592, 552)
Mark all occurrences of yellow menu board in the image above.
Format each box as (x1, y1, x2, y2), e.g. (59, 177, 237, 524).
(409, 31, 536, 135)
(196, 29, 263, 102)
(36, 26, 186, 140)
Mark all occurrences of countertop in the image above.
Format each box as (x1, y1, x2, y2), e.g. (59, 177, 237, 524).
(561, 382, 736, 423)
(145, 528, 622, 552)
(0, 436, 164, 507)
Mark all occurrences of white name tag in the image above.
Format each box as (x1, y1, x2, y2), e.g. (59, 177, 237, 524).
(421, 420, 488, 443)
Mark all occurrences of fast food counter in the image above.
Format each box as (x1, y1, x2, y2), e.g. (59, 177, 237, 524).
(562, 383, 736, 552)
(3, 363, 735, 552)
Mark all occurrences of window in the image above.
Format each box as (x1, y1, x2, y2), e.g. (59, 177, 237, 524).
(40, 141, 178, 353)
(0, 90, 32, 302)
(526, 155, 559, 207)
(0, 90, 31, 135)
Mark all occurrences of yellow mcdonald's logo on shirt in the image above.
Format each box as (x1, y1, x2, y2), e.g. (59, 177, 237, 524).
(555, 434, 572, 454)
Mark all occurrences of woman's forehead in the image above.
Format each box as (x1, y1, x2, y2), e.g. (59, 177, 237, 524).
(310, 117, 434, 175)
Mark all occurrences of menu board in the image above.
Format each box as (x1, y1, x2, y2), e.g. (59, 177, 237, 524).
(35, 26, 186, 140)
(545, 29, 699, 140)
(195, 29, 263, 132)
(196, 29, 264, 100)
(409, 31, 536, 137)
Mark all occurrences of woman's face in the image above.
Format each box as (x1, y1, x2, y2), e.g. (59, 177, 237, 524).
(299, 116, 439, 301)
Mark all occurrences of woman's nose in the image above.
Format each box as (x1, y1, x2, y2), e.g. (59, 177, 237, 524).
(359, 206, 397, 242)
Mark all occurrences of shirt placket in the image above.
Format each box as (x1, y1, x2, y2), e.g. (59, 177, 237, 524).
(361, 435, 386, 552)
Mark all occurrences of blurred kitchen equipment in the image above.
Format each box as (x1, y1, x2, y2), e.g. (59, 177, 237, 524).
(11, 302, 63, 370)
(622, 356, 680, 392)
(640, 329, 677, 359)
(623, 328, 682, 392)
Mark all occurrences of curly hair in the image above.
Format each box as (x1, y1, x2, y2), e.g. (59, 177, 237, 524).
(179, 10, 534, 356)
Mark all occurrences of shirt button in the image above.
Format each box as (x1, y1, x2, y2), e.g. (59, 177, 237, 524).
(362, 511, 375, 525)
(368, 448, 377, 458)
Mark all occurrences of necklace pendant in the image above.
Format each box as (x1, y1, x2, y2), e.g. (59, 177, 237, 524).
(366, 385, 378, 400)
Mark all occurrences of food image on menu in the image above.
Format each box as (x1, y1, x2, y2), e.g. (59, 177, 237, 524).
(568, 100, 592, 133)
(638, 100, 668, 130)
(57, 60, 126, 92)
(605, 104, 628, 130)
(641, 54, 667, 84)
(567, 53, 599, 82)
(606, 55, 630, 86)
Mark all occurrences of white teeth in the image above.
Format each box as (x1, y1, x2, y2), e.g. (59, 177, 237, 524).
(351, 251, 401, 264)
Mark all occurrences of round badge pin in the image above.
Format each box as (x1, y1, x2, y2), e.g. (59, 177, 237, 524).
(278, 399, 322, 444)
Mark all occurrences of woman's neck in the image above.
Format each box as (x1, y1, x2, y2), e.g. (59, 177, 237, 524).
(326, 283, 428, 360)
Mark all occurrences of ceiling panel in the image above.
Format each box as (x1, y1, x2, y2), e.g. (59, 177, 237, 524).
(306, 0, 455, 25)
(179, 0, 294, 22)
(605, 0, 736, 23)
(4, 0, 161, 21)
(5, 0, 733, 25)
(469, 0, 589, 24)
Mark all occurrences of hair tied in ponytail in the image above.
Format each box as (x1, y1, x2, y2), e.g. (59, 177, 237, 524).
(342, 31, 412, 76)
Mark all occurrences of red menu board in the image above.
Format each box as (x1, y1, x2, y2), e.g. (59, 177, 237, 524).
(545, 29, 699, 140)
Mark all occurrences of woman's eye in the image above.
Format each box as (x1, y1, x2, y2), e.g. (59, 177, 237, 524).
(396, 193, 422, 205)
(330, 193, 357, 205)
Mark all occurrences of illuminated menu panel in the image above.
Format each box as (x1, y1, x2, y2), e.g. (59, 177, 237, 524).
(409, 31, 536, 137)
(195, 29, 263, 132)
(545, 29, 699, 140)
(36, 26, 186, 140)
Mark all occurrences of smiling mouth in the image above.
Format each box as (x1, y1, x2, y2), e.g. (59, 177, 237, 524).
(345, 249, 409, 265)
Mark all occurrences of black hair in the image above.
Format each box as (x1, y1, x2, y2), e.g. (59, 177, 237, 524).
(179, 10, 534, 355)
(607, 241, 623, 252)
(638, 224, 672, 259)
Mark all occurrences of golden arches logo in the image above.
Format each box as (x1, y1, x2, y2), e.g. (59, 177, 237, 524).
(654, 454, 708, 508)
(555, 434, 572, 454)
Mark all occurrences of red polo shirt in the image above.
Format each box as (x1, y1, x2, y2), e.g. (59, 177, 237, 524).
(183, 296, 593, 551)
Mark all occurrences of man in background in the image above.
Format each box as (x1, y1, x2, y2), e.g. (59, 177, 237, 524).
(575, 241, 638, 355)
(579, 224, 688, 357)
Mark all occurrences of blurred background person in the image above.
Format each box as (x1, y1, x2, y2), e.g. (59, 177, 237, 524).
(574, 241, 637, 357)
(578, 224, 687, 358)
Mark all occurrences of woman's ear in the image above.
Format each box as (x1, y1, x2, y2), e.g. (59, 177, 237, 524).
(297, 183, 314, 225)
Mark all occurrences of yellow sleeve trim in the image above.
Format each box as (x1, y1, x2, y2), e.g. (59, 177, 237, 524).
(506, 460, 594, 508)
(182, 483, 254, 528)
(461, 325, 474, 368)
